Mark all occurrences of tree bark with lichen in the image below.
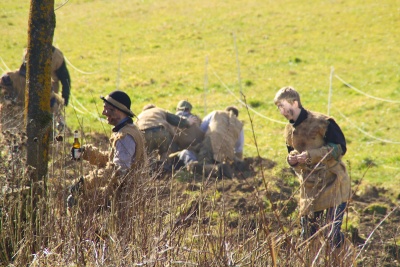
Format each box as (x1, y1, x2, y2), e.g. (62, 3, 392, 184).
(24, 0, 55, 260)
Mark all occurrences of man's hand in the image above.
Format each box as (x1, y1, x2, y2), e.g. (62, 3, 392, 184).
(80, 145, 88, 160)
(287, 150, 311, 166)
(296, 151, 310, 164)
(287, 153, 299, 165)
(287, 150, 310, 165)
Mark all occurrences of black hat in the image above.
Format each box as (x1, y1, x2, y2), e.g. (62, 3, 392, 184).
(100, 90, 135, 117)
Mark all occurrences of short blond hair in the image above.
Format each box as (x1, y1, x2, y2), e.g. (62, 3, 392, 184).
(274, 86, 303, 108)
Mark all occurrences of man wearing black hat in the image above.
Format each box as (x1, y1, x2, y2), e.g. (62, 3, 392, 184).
(67, 90, 147, 209)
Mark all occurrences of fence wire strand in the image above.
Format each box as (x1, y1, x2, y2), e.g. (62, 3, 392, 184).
(335, 75, 400, 103)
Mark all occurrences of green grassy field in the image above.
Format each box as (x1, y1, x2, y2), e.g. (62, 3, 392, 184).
(1, 0, 399, 192)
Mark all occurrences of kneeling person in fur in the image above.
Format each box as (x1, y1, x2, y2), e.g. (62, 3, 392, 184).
(0, 71, 65, 132)
(176, 106, 244, 178)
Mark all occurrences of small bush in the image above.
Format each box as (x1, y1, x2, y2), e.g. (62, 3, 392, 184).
(363, 203, 388, 215)
(248, 100, 262, 108)
(360, 157, 377, 169)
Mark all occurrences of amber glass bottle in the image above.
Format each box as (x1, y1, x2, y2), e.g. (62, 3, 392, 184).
(72, 130, 81, 160)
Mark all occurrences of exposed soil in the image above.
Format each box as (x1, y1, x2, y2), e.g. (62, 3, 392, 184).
(84, 131, 400, 266)
(165, 161, 400, 266)
(1, 131, 399, 266)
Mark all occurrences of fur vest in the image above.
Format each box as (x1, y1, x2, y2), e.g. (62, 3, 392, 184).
(136, 107, 175, 136)
(285, 111, 351, 215)
(0, 70, 64, 114)
(51, 47, 65, 93)
(174, 114, 204, 149)
(207, 111, 243, 162)
(109, 123, 147, 172)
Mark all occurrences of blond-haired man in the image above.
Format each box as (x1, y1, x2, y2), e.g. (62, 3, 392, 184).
(274, 86, 351, 248)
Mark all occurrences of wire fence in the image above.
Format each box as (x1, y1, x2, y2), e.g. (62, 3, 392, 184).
(209, 64, 400, 146)
(2, 52, 399, 150)
(329, 71, 400, 144)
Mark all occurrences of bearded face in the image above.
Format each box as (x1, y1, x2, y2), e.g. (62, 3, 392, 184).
(276, 99, 299, 121)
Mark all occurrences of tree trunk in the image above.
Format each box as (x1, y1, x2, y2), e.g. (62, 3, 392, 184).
(24, 0, 55, 259)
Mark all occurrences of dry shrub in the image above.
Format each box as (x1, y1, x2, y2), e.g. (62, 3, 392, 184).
(0, 121, 386, 267)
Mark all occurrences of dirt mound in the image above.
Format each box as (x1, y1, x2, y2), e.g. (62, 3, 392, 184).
(168, 160, 400, 266)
